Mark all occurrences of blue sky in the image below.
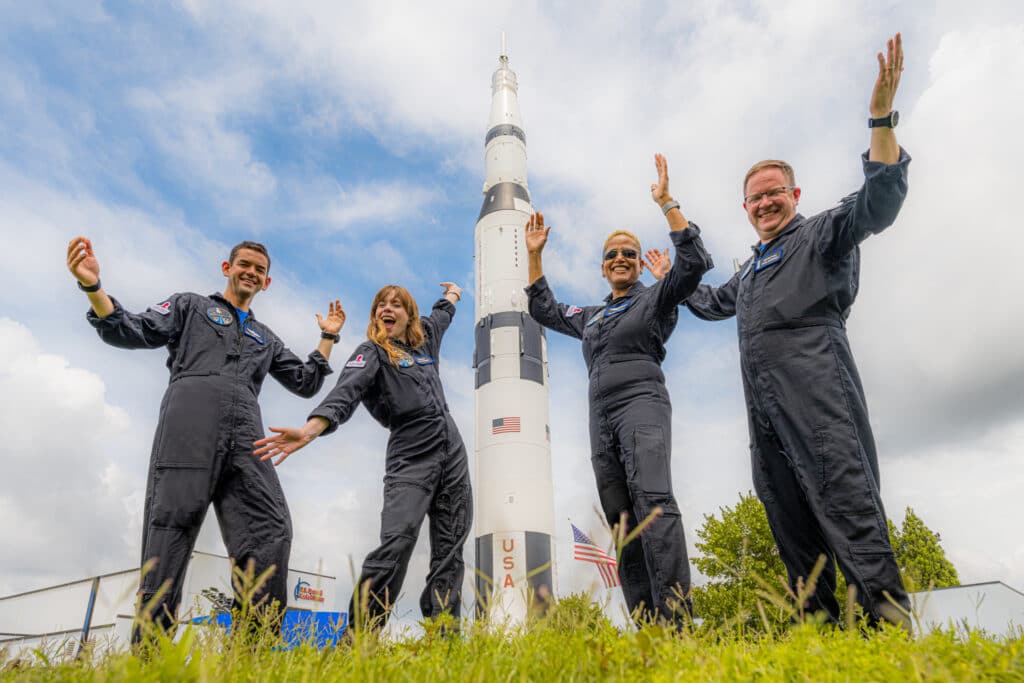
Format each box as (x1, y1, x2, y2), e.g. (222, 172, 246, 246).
(2, 1, 1023, 629)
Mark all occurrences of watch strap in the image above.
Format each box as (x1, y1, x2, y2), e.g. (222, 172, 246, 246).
(661, 200, 681, 215)
(320, 331, 340, 343)
(77, 279, 101, 293)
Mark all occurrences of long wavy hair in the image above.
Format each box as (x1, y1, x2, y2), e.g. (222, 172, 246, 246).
(367, 285, 425, 366)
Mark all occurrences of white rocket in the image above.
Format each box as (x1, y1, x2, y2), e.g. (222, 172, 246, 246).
(473, 39, 556, 623)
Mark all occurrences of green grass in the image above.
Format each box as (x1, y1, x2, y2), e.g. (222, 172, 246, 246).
(3, 596, 1023, 682)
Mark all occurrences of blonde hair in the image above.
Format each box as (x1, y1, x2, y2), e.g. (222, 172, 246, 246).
(743, 160, 796, 195)
(603, 229, 642, 254)
(366, 285, 425, 366)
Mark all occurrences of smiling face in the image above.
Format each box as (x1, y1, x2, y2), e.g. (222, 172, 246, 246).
(221, 247, 270, 308)
(375, 293, 411, 341)
(601, 233, 643, 295)
(743, 167, 801, 243)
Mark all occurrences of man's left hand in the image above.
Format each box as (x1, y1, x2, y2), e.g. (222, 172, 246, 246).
(317, 300, 346, 334)
(870, 32, 903, 118)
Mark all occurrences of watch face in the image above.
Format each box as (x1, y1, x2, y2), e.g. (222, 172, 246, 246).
(891, 110, 900, 127)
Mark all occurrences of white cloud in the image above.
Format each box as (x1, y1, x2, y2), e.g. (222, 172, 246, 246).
(0, 319, 140, 593)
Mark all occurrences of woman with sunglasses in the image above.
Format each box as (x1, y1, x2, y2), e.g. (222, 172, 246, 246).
(254, 282, 470, 631)
(524, 154, 712, 626)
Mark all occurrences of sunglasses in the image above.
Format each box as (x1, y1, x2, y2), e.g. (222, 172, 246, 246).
(604, 248, 639, 261)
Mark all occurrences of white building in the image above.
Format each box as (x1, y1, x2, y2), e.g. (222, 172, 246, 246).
(0, 550, 337, 662)
(911, 581, 1024, 638)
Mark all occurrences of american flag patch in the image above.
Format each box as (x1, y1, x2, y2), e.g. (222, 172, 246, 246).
(492, 417, 521, 434)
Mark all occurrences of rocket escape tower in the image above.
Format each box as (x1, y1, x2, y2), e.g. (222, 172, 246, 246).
(472, 37, 556, 623)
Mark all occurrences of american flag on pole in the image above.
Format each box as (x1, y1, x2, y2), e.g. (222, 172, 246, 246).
(571, 523, 620, 589)
(492, 416, 521, 434)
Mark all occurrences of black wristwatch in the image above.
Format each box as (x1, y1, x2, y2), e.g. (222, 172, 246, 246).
(77, 279, 101, 293)
(868, 111, 899, 128)
(320, 331, 340, 343)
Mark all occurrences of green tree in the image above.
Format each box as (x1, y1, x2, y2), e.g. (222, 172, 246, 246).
(692, 494, 958, 632)
(691, 492, 790, 631)
(890, 506, 959, 590)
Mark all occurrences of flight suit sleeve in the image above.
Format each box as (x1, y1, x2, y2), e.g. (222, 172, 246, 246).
(685, 270, 741, 321)
(525, 276, 589, 340)
(307, 343, 380, 436)
(86, 293, 185, 349)
(420, 298, 456, 358)
(816, 147, 911, 261)
(268, 342, 333, 398)
(652, 225, 715, 315)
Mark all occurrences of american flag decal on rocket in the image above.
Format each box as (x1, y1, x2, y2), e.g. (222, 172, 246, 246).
(492, 416, 521, 434)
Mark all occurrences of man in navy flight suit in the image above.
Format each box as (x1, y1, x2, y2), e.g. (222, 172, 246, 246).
(650, 33, 912, 627)
(66, 237, 344, 636)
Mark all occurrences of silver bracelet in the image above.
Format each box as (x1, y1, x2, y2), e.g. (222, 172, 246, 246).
(661, 200, 680, 215)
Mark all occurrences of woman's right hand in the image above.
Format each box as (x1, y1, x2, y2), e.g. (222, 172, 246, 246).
(525, 212, 550, 254)
(644, 248, 671, 281)
(254, 424, 318, 466)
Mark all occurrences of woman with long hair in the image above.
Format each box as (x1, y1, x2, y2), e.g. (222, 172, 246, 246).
(254, 282, 470, 630)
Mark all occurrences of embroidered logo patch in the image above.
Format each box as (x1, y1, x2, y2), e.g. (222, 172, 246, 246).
(243, 325, 265, 345)
(414, 355, 435, 365)
(149, 301, 172, 316)
(566, 305, 584, 318)
(397, 353, 415, 368)
(206, 306, 233, 326)
(345, 354, 367, 369)
(755, 248, 783, 272)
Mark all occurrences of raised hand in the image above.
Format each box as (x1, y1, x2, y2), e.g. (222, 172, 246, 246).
(440, 282, 462, 304)
(644, 248, 671, 281)
(317, 300, 346, 334)
(524, 212, 550, 254)
(67, 236, 100, 287)
(253, 426, 314, 466)
(870, 32, 903, 118)
(651, 154, 672, 206)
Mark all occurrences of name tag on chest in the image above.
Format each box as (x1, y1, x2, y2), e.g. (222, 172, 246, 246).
(754, 248, 783, 272)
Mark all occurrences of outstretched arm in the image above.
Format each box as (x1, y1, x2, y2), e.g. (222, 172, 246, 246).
(67, 237, 114, 318)
(869, 32, 903, 165)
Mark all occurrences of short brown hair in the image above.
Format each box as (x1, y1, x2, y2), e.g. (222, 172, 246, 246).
(229, 241, 271, 271)
(743, 160, 796, 195)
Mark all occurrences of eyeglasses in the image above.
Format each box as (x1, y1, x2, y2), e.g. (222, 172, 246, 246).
(744, 186, 795, 206)
(603, 248, 639, 261)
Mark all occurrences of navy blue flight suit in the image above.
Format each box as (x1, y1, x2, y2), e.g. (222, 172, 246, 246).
(87, 292, 331, 632)
(686, 150, 913, 624)
(526, 227, 712, 623)
(308, 299, 471, 628)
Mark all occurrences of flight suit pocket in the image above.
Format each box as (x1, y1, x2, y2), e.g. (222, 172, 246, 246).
(631, 424, 671, 496)
(814, 426, 876, 515)
(154, 377, 223, 468)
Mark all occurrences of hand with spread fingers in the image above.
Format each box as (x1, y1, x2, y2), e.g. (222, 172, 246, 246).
(644, 247, 671, 281)
(524, 212, 550, 254)
(253, 419, 327, 466)
(317, 300, 346, 335)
